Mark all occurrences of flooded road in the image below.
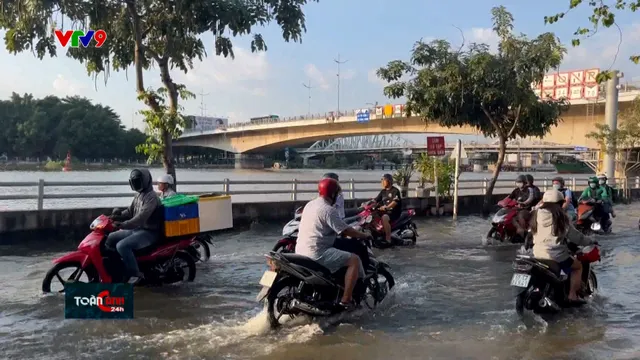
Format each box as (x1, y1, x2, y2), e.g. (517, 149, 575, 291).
(1, 205, 640, 360)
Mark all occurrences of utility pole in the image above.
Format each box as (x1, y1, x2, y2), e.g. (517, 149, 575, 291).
(604, 70, 623, 183)
(334, 53, 348, 116)
(198, 89, 210, 117)
(302, 80, 314, 117)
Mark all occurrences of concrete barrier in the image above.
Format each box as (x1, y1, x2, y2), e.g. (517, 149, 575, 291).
(1, 190, 637, 245)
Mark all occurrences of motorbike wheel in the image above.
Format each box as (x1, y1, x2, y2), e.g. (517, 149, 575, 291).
(587, 271, 598, 296)
(267, 277, 300, 329)
(515, 291, 526, 317)
(194, 237, 211, 262)
(164, 251, 197, 284)
(42, 262, 99, 293)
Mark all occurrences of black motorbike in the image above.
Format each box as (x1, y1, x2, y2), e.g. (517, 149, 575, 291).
(511, 243, 600, 317)
(257, 238, 395, 328)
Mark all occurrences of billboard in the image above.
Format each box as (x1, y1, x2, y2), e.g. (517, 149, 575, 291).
(531, 68, 600, 101)
(191, 116, 228, 131)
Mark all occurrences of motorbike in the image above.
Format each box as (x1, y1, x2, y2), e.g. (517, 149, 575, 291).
(272, 206, 363, 253)
(190, 233, 213, 262)
(42, 214, 197, 293)
(486, 198, 526, 243)
(511, 243, 600, 316)
(358, 200, 418, 247)
(576, 199, 612, 234)
(257, 230, 395, 328)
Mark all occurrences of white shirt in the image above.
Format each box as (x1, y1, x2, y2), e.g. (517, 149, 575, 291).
(334, 193, 345, 219)
(295, 197, 349, 259)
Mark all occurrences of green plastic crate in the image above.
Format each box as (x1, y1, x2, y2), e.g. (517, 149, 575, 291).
(161, 194, 199, 207)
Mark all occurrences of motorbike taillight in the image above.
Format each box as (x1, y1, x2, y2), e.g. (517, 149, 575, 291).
(266, 257, 279, 271)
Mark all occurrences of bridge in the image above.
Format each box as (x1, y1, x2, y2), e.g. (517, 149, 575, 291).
(174, 86, 640, 168)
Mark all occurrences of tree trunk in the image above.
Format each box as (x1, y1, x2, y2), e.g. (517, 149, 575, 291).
(482, 136, 507, 216)
(159, 61, 178, 191)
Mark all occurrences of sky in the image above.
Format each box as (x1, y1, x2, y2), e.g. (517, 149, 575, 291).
(1, 0, 639, 145)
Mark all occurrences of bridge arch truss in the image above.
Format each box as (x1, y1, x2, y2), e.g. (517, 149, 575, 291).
(302, 135, 415, 154)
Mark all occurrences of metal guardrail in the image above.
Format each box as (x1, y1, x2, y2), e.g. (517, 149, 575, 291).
(0, 176, 635, 211)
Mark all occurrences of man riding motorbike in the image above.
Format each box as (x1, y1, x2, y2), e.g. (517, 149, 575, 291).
(108, 169, 162, 284)
(597, 174, 616, 219)
(371, 173, 402, 245)
(507, 175, 535, 238)
(525, 174, 542, 204)
(548, 176, 577, 221)
(323, 172, 345, 219)
(157, 174, 177, 200)
(530, 189, 597, 304)
(578, 176, 611, 230)
(295, 178, 371, 310)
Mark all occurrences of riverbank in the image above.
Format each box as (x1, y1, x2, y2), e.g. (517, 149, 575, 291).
(2, 189, 639, 244)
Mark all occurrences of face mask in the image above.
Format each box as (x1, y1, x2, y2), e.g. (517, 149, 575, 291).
(516, 182, 523, 188)
(589, 183, 597, 189)
(599, 180, 606, 185)
(552, 184, 561, 190)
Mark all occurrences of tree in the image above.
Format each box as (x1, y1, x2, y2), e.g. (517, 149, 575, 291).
(376, 6, 569, 214)
(1, 0, 317, 188)
(544, 0, 640, 82)
(586, 97, 640, 178)
(0, 92, 147, 160)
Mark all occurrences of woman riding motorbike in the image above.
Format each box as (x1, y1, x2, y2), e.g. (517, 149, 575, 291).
(530, 189, 597, 304)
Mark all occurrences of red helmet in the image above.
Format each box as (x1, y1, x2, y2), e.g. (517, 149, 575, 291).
(318, 178, 341, 199)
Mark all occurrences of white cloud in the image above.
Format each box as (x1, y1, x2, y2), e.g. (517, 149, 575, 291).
(304, 63, 330, 90)
(52, 74, 86, 96)
(465, 27, 500, 52)
(341, 69, 356, 80)
(176, 47, 270, 87)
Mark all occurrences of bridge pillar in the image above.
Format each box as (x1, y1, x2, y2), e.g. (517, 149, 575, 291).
(234, 153, 264, 169)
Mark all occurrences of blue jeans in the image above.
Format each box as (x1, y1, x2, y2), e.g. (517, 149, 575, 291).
(105, 229, 157, 277)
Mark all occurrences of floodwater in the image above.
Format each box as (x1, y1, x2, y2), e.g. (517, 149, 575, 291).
(1, 204, 640, 359)
(0, 168, 594, 210)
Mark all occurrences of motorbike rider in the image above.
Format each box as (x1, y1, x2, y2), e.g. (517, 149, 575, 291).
(530, 189, 597, 304)
(108, 169, 161, 284)
(295, 178, 372, 310)
(507, 175, 535, 238)
(578, 176, 611, 230)
(323, 172, 345, 219)
(525, 174, 542, 204)
(548, 176, 577, 221)
(597, 174, 616, 218)
(373, 173, 402, 245)
(157, 174, 177, 199)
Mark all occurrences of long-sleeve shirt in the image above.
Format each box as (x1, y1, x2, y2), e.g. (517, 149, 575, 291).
(120, 189, 161, 230)
(532, 209, 594, 262)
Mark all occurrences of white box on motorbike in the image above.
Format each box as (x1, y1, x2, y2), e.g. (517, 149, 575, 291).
(198, 195, 233, 232)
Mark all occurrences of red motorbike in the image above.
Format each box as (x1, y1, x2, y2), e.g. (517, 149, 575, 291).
(42, 215, 197, 293)
(486, 198, 527, 243)
(358, 200, 418, 248)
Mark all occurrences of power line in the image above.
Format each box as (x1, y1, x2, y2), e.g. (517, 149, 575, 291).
(198, 89, 210, 117)
(302, 80, 315, 117)
(334, 53, 349, 116)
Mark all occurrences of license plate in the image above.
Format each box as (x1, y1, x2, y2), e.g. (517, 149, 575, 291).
(510, 273, 531, 287)
(259, 270, 278, 288)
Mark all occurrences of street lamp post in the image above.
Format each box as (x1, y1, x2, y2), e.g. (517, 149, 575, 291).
(302, 80, 314, 117)
(334, 53, 349, 117)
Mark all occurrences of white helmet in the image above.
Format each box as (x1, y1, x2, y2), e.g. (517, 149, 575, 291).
(542, 189, 563, 203)
(157, 174, 174, 185)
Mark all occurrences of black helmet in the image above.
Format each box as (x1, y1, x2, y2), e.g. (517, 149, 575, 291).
(129, 168, 152, 193)
(323, 172, 339, 181)
(382, 173, 393, 184)
(525, 174, 534, 184)
(515, 174, 526, 183)
(552, 176, 565, 187)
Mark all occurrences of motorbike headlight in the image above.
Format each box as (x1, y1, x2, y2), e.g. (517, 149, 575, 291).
(364, 215, 373, 224)
(89, 218, 101, 230)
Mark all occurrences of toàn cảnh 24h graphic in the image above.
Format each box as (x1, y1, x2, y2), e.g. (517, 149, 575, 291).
(54, 29, 107, 48)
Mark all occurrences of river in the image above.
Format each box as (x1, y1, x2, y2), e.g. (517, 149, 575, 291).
(1, 204, 639, 359)
(0, 168, 592, 210)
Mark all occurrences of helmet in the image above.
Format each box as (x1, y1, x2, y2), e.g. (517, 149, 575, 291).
(525, 174, 534, 184)
(515, 175, 526, 183)
(552, 176, 565, 187)
(382, 173, 393, 184)
(318, 178, 341, 200)
(542, 189, 564, 203)
(597, 173, 607, 180)
(129, 169, 152, 193)
(157, 174, 174, 185)
(588, 176, 598, 184)
(323, 172, 339, 181)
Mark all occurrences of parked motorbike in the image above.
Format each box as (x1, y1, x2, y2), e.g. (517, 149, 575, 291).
(358, 200, 418, 247)
(486, 198, 526, 243)
(576, 199, 611, 234)
(272, 206, 362, 253)
(42, 214, 197, 292)
(257, 232, 395, 328)
(511, 244, 600, 317)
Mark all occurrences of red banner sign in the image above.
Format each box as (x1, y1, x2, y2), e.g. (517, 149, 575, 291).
(427, 136, 445, 156)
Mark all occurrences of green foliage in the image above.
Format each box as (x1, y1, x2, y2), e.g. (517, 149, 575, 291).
(376, 6, 568, 207)
(392, 164, 414, 188)
(44, 160, 64, 171)
(544, 0, 640, 81)
(0, 92, 146, 160)
(414, 154, 457, 197)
